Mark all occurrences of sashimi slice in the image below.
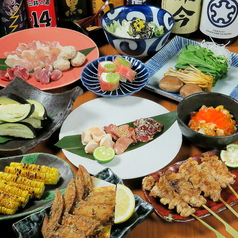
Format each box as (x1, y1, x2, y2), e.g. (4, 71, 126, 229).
(113, 56, 131, 67)
(114, 137, 133, 155)
(82, 125, 105, 144)
(99, 72, 120, 91)
(99, 134, 115, 148)
(115, 64, 136, 82)
(85, 140, 99, 154)
(98, 61, 117, 75)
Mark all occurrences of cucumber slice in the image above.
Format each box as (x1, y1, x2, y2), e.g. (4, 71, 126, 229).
(27, 99, 47, 120)
(0, 122, 36, 138)
(0, 104, 34, 122)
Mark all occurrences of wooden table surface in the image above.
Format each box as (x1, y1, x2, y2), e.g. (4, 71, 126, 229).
(2, 39, 238, 237)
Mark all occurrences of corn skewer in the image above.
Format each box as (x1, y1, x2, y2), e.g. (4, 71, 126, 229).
(219, 197, 238, 218)
(228, 184, 238, 199)
(191, 214, 226, 238)
(202, 204, 238, 237)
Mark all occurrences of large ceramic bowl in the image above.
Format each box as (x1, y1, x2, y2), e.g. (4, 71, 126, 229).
(0, 76, 83, 156)
(177, 92, 238, 149)
(100, 5, 174, 58)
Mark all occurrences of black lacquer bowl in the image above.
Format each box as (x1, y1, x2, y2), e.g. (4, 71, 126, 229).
(177, 92, 238, 149)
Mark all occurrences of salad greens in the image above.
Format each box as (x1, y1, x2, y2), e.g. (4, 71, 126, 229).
(175, 44, 230, 85)
(106, 19, 164, 39)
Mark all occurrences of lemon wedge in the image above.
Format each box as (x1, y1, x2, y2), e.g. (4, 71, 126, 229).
(114, 184, 135, 224)
(220, 143, 238, 168)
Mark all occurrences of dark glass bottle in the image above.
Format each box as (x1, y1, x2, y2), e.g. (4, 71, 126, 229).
(161, 0, 202, 39)
(199, 0, 238, 45)
(0, 0, 27, 35)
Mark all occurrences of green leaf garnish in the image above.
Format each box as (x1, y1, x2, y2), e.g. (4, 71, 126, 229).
(55, 111, 177, 160)
(0, 136, 14, 143)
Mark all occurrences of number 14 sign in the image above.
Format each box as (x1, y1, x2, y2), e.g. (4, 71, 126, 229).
(25, 0, 57, 27)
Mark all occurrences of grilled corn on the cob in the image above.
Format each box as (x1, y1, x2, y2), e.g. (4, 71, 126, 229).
(0, 163, 60, 215)
(0, 192, 21, 210)
(2, 180, 44, 199)
(9, 162, 60, 184)
(0, 181, 29, 207)
(5, 166, 60, 184)
(0, 206, 18, 215)
(0, 172, 45, 199)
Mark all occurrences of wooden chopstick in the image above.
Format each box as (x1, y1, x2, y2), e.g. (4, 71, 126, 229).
(228, 184, 238, 199)
(192, 214, 226, 238)
(203, 204, 238, 238)
(219, 197, 238, 218)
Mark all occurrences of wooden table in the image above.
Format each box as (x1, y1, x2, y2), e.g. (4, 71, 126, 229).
(2, 39, 238, 237)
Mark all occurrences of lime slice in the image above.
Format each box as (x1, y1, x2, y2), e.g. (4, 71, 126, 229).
(114, 184, 135, 224)
(220, 143, 238, 168)
(93, 146, 115, 163)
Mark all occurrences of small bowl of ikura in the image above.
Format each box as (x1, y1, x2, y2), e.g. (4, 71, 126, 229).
(177, 92, 238, 149)
(100, 5, 174, 58)
(80, 55, 149, 97)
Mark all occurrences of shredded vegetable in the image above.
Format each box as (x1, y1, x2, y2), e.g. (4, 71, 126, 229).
(164, 66, 213, 92)
(106, 19, 164, 39)
(175, 43, 231, 85)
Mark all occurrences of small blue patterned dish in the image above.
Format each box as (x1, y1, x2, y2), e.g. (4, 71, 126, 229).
(13, 168, 154, 238)
(101, 5, 174, 58)
(81, 55, 150, 97)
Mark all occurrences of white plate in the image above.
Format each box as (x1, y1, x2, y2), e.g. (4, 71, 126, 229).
(145, 36, 238, 102)
(59, 96, 182, 179)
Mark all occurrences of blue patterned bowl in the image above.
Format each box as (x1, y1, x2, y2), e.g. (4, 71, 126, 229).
(101, 5, 174, 58)
(80, 55, 150, 97)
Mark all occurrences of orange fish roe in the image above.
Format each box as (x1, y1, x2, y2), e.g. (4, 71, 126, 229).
(188, 105, 237, 136)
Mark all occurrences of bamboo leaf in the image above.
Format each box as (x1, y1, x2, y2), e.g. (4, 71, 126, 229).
(0, 47, 96, 71)
(0, 136, 14, 143)
(79, 47, 96, 56)
(0, 58, 9, 71)
(55, 111, 177, 160)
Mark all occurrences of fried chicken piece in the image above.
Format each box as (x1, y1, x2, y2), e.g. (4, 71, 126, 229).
(54, 225, 87, 238)
(62, 214, 102, 236)
(64, 179, 76, 213)
(75, 165, 92, 203)
(201, 154, 236, 188)
(85, 190, 116, 206)
(72, 200, 115, 224)
(42, 189, 64, 238)
(165, 170, 207, 207)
